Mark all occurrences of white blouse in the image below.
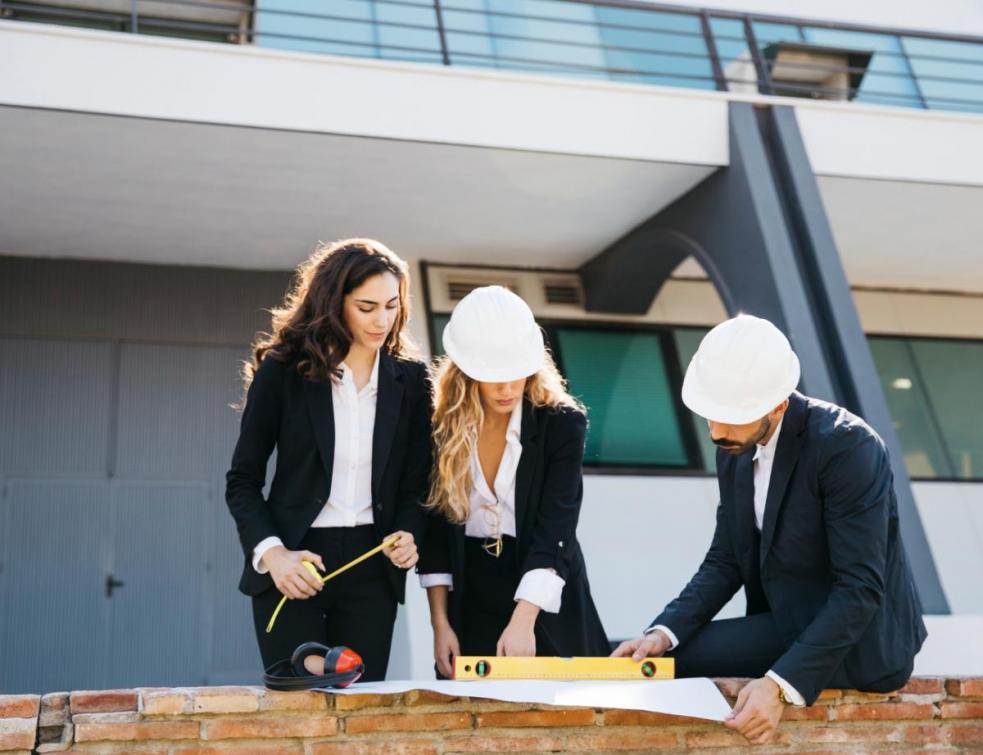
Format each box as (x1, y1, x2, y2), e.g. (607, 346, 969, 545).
(419, 403, 566, 613)
(252, 355, 379, 574)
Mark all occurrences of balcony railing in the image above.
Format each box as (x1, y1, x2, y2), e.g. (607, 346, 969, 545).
(4, 0, 983, 113)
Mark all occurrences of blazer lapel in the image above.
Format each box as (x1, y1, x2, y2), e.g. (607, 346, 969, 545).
(303, 375, 335, 491)
(372, 352, 404, 500)
(513, 400, 539, 537)
(759, 392, 807, 566)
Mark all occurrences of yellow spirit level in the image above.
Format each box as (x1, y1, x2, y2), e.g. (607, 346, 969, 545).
(453, 656, 674, 681)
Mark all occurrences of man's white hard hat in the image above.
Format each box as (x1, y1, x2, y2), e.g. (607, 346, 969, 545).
(442, 285, 545, 382)
(682, 314, 800, 425)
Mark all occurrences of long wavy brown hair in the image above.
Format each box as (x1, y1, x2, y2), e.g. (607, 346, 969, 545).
(426, 351, 585, 523)
(242, 238, 415, 392)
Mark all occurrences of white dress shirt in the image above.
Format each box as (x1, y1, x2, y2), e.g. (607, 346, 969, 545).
(252, 355, 379, 574)
(419, 403, 567, 613)
(648, 417, 805, 705)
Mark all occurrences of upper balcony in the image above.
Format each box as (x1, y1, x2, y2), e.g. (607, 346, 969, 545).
(2, 0, 983, 293)
(6, 0, 983, 113)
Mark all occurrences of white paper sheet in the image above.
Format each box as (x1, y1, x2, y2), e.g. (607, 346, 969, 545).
(321, 678, 732, 722)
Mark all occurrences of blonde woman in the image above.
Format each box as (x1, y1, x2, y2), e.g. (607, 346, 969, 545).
(418, 286, 609, 678)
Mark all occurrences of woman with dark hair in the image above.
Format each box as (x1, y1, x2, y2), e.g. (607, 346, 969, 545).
(226, 238, 431, 681)
(418, 286, 608, 678)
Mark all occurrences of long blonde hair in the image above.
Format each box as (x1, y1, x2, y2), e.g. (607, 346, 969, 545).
(426, 351, 585, 523)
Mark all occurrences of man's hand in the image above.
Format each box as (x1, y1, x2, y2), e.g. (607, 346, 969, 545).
(609, 629, 672, 661)
(724, 676, 785, 745)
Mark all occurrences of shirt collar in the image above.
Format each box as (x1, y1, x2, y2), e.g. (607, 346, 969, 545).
(753, 416, 784, 463)
(339, 352, 380, 393)
(506, 401, 523, 445)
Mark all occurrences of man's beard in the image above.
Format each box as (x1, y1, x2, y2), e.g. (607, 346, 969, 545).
(714, 415, 772, 456)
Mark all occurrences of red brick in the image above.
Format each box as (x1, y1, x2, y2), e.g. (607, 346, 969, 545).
(258, 690, 330, 712)
(782, 705, 828, 722)
(949, 724, 983, 744)
(833, 702, 935, 721)
(346, 711, 471, 734)
(441, 734, 567, 752)
(839, 690, 897, 703)
(684, 728, 753, 748)
(39, 693, 69, 727)
(192, 687, 260, 714)
(0, 695, 40, 719)
(899, 677, 944, 695)
(791, 725, 904, 744)
(947, 678, 983, 698)
(941, 701, 983, 719)
(816, 689, 843, 701)
(173, 748, 305, 755)
(905, 723, 948, 745)
(332, 693, 402, 711)
(475, 709, 595, 729)
(142, 690, 192, 715)
(602, 708, 706, 726)
(311, 742, 440, 755)
(0, 717, 36, 750)
(70, 690, 139, 714)
(202, 717, 338, 740)
(74, 720, 199, 742)
(567, 731, 678, 750)
(403, 689, 460, 707)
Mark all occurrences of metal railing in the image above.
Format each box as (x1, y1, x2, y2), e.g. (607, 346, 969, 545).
(3, 0, 983, 113)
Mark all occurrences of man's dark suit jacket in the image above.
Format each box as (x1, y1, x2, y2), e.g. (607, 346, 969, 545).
(648, 391, 927, 704)
(418, 403, 610, 657)
(225, 350, 432, 601)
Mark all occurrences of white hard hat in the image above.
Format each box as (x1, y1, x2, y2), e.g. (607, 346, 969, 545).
(442, 286, 545, 382)
(682, 314, 800, 425)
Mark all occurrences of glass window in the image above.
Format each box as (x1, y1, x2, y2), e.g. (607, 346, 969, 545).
(255, 0, 441, 64)
(906, 339, 983, 479)
(868, 338, 954, 478)
(710, 16, 752, 89)
(594, 8, 715, 89)
(902, 36, 983, 113)
(869, 336, 983, 480)
(673, 328, 717, 473)
(556, 328, 691, 467)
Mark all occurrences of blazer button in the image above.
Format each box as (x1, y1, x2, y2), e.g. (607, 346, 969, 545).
(375, 503, 382, 511)
(558, 541, 564, 548)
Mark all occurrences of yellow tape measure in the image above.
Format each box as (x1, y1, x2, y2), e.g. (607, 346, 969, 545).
(265, 536, 400, 633)
(453, 656, 674, 681)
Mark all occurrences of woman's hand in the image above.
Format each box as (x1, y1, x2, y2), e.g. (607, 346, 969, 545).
(383, 531, 418, 569)
(263, 546, 325, 600)
(496, 600, 539, 657)
(433, 620, 461, 679)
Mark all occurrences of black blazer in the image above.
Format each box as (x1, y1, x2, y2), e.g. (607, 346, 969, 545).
(649, 392, 927, 704)
(225, 350, 432, 602)
(419, 402, 609, 657)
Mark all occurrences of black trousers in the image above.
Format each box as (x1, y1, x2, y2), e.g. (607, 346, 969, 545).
(251, 526, 398, 682)
(669, 612, 851, 689)
(459, 535, 560, 657)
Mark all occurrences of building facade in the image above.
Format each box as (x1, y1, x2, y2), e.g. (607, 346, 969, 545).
(1, 0, 982, 692)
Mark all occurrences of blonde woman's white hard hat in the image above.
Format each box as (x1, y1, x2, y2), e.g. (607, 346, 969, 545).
(682, 314, 800, 425)
(442, 285, 545, 383)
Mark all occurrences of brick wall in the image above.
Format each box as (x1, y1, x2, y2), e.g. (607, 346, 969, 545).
(1, 677, 982, 754)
